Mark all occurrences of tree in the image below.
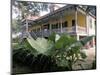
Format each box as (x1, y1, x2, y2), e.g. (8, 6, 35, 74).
(12, 0, 49, 34)
(81, 5, 96, 16)
(12, 0, 49, 19)
(12, 19, 22, 33)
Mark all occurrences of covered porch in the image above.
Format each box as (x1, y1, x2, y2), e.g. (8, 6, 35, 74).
(28, 6, 88, 38)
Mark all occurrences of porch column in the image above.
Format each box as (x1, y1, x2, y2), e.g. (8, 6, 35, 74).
(92, 37, 95, 47)
(41, 24, 43, 37)
(76, 35, 79, 41)
(40, 25, 42, 33)
(25, 19, 29, 37)
(26, 19, 28, 33)
(60, 16, 63, 33)
(86, 14, 89, 35)
(49, 23, 52, 35)
(75, 7, 78, 33)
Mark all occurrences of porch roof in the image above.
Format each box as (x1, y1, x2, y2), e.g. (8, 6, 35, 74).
(22, 5, 96, 26)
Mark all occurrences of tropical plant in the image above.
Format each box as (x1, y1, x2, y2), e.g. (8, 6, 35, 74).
(27, 35, 54, 55)
(13, 33, 94, 72)
(48, 33, 91, 70)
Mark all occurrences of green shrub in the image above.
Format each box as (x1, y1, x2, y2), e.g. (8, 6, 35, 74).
(13, 33, 94, 72)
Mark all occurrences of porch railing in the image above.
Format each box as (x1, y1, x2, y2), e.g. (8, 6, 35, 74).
(76, 26, 87, 34)
(30, 26, 87, 37)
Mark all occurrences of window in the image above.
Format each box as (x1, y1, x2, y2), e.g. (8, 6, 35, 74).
(55, 23, 58, 28)
(95, 21, 96, 26)
(62, 22, 64, 27)
(72, 20, 75, 26)
(62, 21, 68, 27)
(33, 29, 36, 32)
(37, 28, 40, 32)
(43, 24, 49, 29)
(52, 24, 55, 29)
(47, 24, 49, 29)
(52, 23, 58, 29)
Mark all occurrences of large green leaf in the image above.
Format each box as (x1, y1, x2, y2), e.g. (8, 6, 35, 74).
(79, 35, 94, 46)
(55, 34, 76, 49)
(66, 36, 94, 50)
(27, 35, 54, 55)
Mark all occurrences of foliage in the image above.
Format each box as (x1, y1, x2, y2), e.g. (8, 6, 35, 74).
(48, 33, 93, 70)
(12, 0, 49, 19)
(13, 33, 94, 72)
(13, 48, 58, 73)
(12, 0, 49, 33)
(27, 35, 54, 55)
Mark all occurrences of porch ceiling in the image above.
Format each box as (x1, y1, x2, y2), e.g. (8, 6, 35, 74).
(29, 10, 76, 27)
(28, 5, 77, 26)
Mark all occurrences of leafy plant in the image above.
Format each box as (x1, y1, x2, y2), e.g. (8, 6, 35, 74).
(48, 33, 93, 70)
(27, 35, 54, 55)
(13, 33, 94, 72)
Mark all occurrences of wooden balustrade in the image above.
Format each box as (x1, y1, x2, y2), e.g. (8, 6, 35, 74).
(77, 26, 87, 34)
(30, 26, 87, 37)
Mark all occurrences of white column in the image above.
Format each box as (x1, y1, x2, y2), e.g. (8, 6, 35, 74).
(86, 14, 89, 35)
(41, 24, 43, 37)
(40, 25, 42, 32)
(60, 16, 63, 33)
(85, 14, 87, 33)
(75, 8, 78, 33)
(92, 37, 95, 47)
(25, 19, 29, 37)
(76, 34, 79, 41)
(26, 19, 28, 33)
(49, 23, 52, 34)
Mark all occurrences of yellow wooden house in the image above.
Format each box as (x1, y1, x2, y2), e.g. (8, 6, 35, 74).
(25, 5, 96, 48)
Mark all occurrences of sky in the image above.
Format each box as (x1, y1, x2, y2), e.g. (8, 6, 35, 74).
(40, 4, 66, 16)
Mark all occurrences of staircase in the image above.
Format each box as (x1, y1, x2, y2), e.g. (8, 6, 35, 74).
(29, 31, 37, 39)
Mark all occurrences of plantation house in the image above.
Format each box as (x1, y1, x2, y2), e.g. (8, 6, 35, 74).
(23, 5, 96, 49)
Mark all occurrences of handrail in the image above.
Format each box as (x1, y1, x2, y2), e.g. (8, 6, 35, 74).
(30, 26, 87, 37)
